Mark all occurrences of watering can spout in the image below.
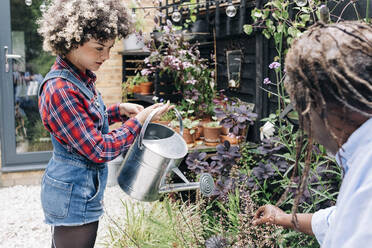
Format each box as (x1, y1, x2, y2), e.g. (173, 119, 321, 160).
(159, 173, 214, 196)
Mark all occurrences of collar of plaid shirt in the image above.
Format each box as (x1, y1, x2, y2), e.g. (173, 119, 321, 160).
(55, 56, 97, 88)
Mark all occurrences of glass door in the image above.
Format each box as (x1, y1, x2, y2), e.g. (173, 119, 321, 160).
(0, 0, 54, 171)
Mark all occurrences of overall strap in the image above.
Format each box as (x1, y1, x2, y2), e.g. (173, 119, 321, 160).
(38, 69, 94, 101)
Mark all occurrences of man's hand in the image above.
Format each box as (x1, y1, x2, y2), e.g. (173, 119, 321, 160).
(253, 204, 286, 226)
(253, 204, 314, 235)
(119, 103, 144, 118)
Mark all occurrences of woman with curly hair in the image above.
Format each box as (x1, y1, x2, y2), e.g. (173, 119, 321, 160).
(253, 21, 372, 247)
(37, 1, 172, 247)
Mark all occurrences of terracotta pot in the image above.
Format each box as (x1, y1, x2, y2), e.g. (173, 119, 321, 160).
(220, 134, 239, 145)
(221, 126, 229, 135)
(175, 127, 195, 144)
(139, 82, 153, 95)
(203, 125, 222, 143)
(199, 116, 212, 137)
(132, 85, 141, 94)
(195, 125, 203, 140)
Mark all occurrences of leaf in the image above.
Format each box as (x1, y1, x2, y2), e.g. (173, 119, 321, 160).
(191, 14, 197, 22)
(282, 10, 289, 19)
(252, 9, 263, 19)
(300, 14, 310, 23)
(243, 24, 253, 35)
(265, 19, 275, 33)
(262, 29, 271, 39)
(274, 32, 282, 46)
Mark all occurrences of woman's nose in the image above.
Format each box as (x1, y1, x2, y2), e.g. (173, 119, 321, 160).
(102, 49, 110, 60)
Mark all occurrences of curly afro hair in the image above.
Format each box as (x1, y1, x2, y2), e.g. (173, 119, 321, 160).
(37, 0, 133, 56)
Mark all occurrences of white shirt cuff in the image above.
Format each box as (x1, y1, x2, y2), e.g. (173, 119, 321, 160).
(311, 206, 336, 245)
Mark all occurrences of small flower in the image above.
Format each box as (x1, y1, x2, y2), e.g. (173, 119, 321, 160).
(163, 25, 170, 34)
(186, 79, 197, 85)
(152, 96, 159, 102)
(263, 77, 272, 85)
(269, 62, 281, 69)
(141, 69, 152, 76)
(166, 19, 172, 27)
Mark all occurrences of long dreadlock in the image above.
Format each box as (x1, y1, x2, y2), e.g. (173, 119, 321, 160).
(283, 21, 372, 229)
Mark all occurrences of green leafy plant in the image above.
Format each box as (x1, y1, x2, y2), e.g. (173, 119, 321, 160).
(127, 73, 148, 86)
(171, 118, 200, 134)
(102, 199, 205, 248)
(204, 121, 221, 128)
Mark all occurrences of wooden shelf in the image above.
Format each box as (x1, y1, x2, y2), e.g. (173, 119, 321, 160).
(132, 93, 155, 104)
(119, 50, 150, 56)
(187, 142, 239, 153)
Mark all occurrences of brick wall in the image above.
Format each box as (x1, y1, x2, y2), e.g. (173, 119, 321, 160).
(0, 0, 156, 187)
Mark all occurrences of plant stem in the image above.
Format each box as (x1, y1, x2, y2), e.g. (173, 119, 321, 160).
(367, 0, 370, 23)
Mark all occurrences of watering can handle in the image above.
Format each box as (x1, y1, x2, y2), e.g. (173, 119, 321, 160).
(138, 107, 183, 150)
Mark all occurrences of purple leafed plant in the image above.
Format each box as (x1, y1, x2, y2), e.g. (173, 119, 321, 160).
(185, 141, 242, 199)
(215, 99, 258, 136)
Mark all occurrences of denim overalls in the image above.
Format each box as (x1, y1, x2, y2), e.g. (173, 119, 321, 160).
(38, 69, 109, 226)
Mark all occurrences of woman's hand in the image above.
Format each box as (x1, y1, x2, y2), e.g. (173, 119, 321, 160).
(135, 101, 174, 125)
(119, 103, 144, 118)
(253, 204, 286, 226)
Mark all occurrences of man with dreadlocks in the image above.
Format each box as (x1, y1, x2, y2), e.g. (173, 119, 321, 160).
(252, 21, 372, 247)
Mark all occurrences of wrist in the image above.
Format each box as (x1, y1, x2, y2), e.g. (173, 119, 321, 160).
(119, 103, 125, 116)
(275, 213, 292, 228)
(134, 114, 145, 125)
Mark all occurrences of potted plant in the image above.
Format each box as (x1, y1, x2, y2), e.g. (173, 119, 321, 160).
(125, 73, 142, 95)
(203, 118, 222, 144)
(141, 20, 215, 114)
(127, 73, 153, 95)
(214, 99, 258, 144)
(123, 1, 146, 51)
(170, 118, 199, 145)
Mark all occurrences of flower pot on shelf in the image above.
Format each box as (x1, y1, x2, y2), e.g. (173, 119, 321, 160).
(199, 116, 212, 137)
(195, 125, 203, 140)
(221, 126, 229, 135)
(132, 85, 141, 94)
(175, 127, 195, 144)
(203, 124, 222, 143)
(139, 82, 153, 95)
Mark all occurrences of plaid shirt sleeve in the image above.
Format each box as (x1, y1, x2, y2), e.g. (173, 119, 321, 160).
(106, 103, 129, 125)
(39, 78, 142, 163)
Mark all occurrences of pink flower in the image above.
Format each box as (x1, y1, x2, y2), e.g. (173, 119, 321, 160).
(263, 78, 272, 85)
(182, 62, 193, 69)
(269, 62, 281, 69)
(186, 79, 197, 85)
(141, 69, 152, 76)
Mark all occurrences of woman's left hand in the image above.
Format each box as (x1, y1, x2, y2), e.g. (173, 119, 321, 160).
(119, 103, 144, 118)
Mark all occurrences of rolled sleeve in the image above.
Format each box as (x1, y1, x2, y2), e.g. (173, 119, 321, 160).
(311, 206, 337, 245)
(107, 103, 128, 124)
(123, 117, 142, 136)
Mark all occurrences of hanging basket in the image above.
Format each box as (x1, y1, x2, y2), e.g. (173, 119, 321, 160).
(123, 33, 145, 51)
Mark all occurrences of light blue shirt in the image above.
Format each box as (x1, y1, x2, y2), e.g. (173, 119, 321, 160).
(311, 117, 372, 247)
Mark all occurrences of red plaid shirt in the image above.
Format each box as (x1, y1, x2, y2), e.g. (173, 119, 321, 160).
(39, 56, 141, 163)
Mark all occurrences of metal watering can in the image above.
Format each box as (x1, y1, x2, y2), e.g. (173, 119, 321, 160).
(117, 108, 214, 202)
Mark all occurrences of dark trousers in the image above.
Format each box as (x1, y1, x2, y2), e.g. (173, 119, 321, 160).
(51, 221, 99, 248)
